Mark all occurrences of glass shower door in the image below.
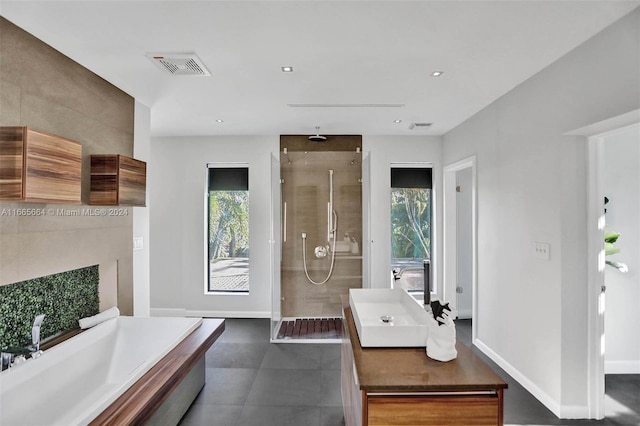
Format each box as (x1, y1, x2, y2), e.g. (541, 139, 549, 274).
(270, 153, 282, 340)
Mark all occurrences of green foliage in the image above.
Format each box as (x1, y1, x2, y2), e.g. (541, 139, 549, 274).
(604, 197, 628, 273)
(604, 230, 620, 245)
(0, 266, 99, 348)
(391, 188, 431, 259)
(209, 190, 249, 259)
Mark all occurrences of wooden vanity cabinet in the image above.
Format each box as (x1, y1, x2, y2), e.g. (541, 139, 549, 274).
(90, 154, 146, 206)
(0, 126, 82, 203)
(341, 298, 507, 426)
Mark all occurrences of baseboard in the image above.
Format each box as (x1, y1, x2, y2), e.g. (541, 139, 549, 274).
(473, 338, 562, 418)
(150, 308, 187, 317)
(474, 338, 592, 418)
(186, 310, 271, 318)
(456, 308, 472, 319)
(560, 405, 590, 419)
(605, 360, 640, 374)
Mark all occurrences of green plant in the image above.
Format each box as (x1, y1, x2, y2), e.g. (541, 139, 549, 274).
(0, 265, 99, 348)
(604, 197, 628, 273)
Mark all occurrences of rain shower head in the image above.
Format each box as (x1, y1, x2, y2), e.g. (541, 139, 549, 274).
(309, 126, 327, 142)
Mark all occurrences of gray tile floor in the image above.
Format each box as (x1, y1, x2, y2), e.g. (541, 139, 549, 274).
(179, 318, 640, 426)
(179, 319, 343, 426)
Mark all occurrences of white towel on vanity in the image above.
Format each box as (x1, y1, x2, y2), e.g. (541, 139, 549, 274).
(78, 306, 120, 329)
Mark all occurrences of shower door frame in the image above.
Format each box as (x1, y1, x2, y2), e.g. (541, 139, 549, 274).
(271, 136, 365, 342)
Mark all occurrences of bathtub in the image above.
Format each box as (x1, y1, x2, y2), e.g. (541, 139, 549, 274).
(0, 316, 205, 426)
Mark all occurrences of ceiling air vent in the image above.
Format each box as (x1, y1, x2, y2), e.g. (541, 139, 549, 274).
(146, 52, 211, 76)
(409, 122, 433, 130)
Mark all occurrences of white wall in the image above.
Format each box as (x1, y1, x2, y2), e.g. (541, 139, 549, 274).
(603, 124, 640, 373)
(443, 9, 639, 418)
(133, 101, 151, 317)
(149, 134, 441, 317)
(364, 136, 443, 295)
(149, 136, 278, 317)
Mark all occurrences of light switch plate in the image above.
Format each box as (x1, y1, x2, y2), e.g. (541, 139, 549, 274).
(133, 236, 144, 251)
(534, 242, 550, 260)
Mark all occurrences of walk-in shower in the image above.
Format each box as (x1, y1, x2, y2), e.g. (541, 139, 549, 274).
(272, 135, 363, 342)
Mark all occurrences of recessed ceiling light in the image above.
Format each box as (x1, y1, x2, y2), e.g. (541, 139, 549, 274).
(393, 119, 402, 123)
(281, 66, 294, 72)
(431, 71, 444, 77)
(216, 119, 224, 123)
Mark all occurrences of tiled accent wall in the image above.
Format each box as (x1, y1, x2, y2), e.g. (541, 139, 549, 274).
(0, 265, 99, 349)
(0, 17, 135, 314)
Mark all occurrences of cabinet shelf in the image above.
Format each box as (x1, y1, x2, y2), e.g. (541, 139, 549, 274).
(0, 126, 82, 203)
(89, 154, 146, 206)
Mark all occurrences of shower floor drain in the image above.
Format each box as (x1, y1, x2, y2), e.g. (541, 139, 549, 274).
(276, 317, 343, 340)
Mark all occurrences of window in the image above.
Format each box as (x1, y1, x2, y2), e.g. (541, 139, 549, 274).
(207, 166, 249, 293)
(390, 167, 432, 295)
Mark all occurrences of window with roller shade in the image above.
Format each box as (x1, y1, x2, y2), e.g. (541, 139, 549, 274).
(207, 166, 249, 293)
(390, 167, 432, 295)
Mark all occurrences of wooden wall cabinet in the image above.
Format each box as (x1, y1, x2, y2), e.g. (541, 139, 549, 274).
(90, 154, 146, 206)
(0, 126, 82, 203)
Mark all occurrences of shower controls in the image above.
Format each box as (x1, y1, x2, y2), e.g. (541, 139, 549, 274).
(315, 245, 329, 259)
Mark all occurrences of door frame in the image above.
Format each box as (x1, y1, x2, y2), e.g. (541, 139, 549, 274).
(443, 156, 477, 340)
(566, 109, 639, 419)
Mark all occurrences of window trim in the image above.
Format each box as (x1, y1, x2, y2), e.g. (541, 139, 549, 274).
(204, 162, 251, 295)
(389, 163, 436, 301)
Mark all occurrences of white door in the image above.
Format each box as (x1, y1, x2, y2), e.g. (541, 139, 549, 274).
(456, 167, 473, 319)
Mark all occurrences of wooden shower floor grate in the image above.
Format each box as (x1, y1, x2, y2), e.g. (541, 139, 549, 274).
(276, 318, 343, 340)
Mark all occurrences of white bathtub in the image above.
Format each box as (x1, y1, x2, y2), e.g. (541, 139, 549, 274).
(0, 316, 202, 426)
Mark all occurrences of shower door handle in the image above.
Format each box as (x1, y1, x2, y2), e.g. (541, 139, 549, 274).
(283, 201, 287, 243)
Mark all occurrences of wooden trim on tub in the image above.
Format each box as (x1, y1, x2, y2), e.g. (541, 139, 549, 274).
(40, 328, 84, 350)
(90, 318, 225, 426)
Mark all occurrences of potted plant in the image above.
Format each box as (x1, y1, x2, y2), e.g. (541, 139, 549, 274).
(604, 197, 628, 273)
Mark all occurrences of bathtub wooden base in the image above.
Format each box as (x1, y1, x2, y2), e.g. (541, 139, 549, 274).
(90, 318, 224, 426)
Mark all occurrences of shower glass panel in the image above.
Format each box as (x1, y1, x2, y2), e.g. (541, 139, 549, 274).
(275, 136, 362, 335)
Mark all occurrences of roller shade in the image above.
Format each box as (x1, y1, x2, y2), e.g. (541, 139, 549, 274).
(208, 167, 249, 191)
(391, 167, 432, 189)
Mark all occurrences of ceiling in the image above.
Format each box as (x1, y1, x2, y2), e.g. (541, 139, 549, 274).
(2, 1, 639, 137)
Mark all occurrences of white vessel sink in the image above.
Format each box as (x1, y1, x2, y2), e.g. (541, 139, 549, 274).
(348, 288, 430, 347)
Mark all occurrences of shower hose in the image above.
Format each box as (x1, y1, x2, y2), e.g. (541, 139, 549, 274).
(302, 210, 337, 285)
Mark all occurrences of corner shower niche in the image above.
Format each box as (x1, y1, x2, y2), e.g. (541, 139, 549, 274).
(275, 135, 362, 338)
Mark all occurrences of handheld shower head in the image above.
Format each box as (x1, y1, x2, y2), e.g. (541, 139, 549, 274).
(309, 126, 327, 142)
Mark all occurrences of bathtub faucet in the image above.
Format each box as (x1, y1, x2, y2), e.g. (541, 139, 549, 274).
(29, 314, 46, 358)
